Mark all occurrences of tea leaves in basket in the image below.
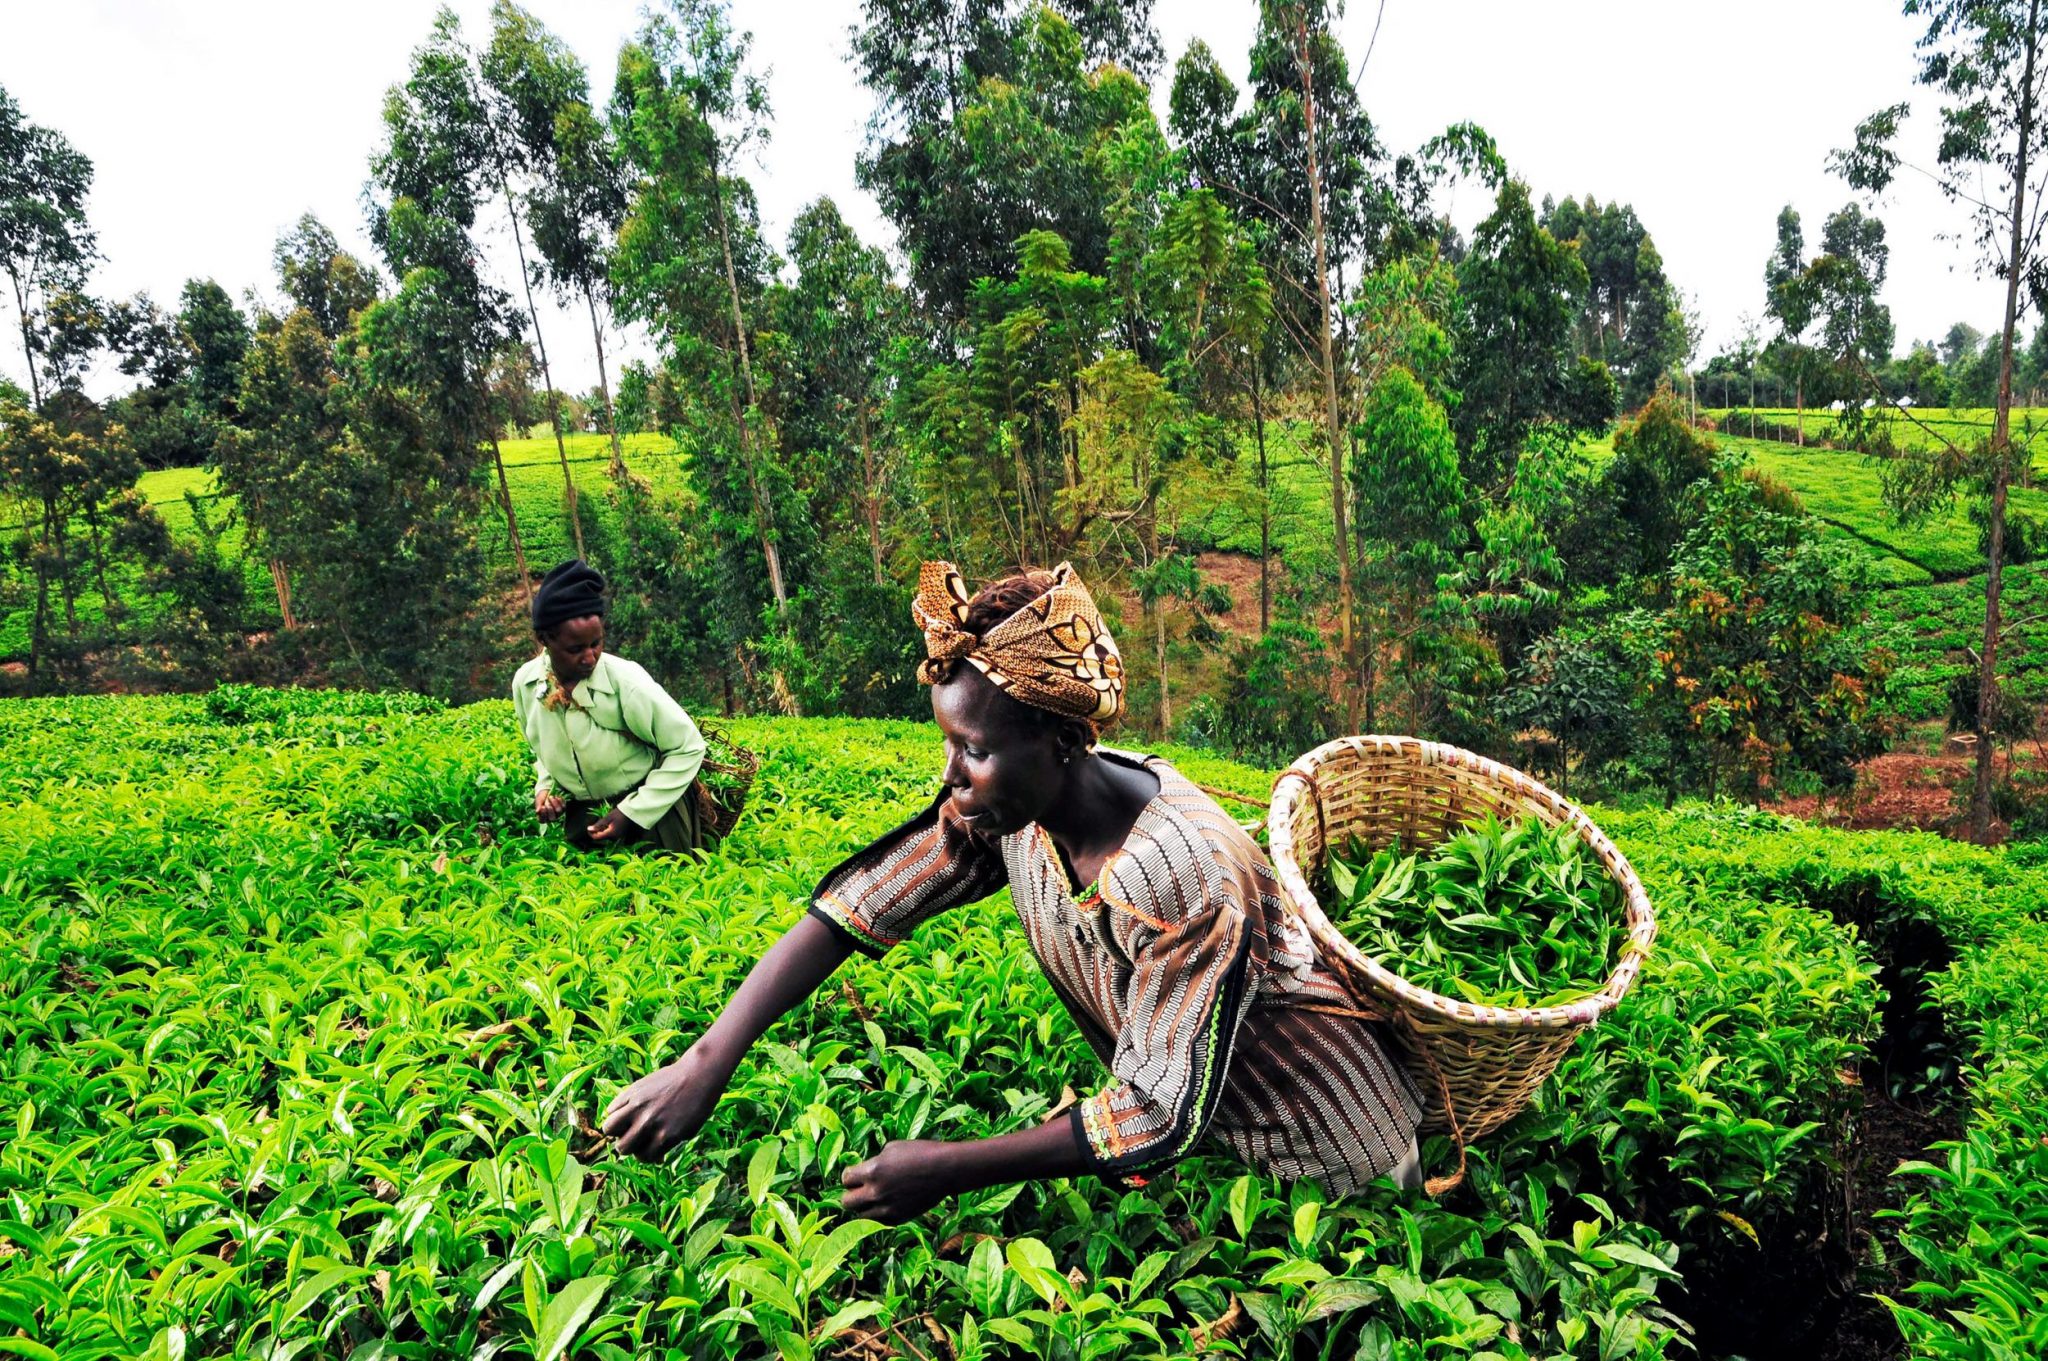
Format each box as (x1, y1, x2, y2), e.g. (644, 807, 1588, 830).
(1325, 814, 1619, 1009)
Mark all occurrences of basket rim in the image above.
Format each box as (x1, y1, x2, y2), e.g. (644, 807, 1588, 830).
(1268, 734, 1657, 1032)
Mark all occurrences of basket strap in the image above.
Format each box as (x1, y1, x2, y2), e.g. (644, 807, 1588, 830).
(1188, 781, 1269, 837)
(1191, 780, 1263, 811)
(1403, 1011, 1469, 1197)
(1290, 1002, 1387, 1023)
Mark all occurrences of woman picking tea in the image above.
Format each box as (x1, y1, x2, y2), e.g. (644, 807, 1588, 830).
(602, 563, 1422, 1220)
(513, 559, 716, 854)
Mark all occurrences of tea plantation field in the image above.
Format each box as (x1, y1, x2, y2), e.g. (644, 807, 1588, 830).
(2, 691, 2044, 1358)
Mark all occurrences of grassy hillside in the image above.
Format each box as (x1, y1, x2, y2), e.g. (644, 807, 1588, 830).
(1867, 562, 2048, 719)
(1702, 406, 2047, 463)
(0, 695, 2040, 1357)
(1685, 430, 2048, 719)
(1163, 416, 1335, 566)
(0, 433, 686, 662)
(22, 417, 2048, 742)
(130, 432, 686, 555)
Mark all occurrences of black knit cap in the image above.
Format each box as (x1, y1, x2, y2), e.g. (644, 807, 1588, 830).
(532, 559, 607, 632)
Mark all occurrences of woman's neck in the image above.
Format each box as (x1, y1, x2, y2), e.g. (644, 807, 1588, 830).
(1037, 751, 1160, 876)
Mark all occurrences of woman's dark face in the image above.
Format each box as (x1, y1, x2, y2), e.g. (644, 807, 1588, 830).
(932, 668, 1078, 837)
(542, 615, 605, 684)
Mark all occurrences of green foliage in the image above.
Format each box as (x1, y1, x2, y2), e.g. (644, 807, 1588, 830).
(1582, 389, 1718, 583)
(1539, 196, 1688, 406)
(1863, 559, 2048, 720)
(1200, 613, 1339, 767)
(200, 681, 447, 725)
(273, 215, 381, 343)
(1493, 624, 1641, 796)
(8, 696, 2048, 1357)
(0, 697, 1866, 1359)
(611, 0, 808, 646)
(0, 83, 97, 409)
(1595, 809, 2048, 1360)
(1454, 179, 1611, 487)
(581, 470, 726, 704)
(1327, 815, 1619, 1008)
(1640, 457, 1893, 796)
(750, 577, 925, 721)
(216, 299, 495, 697)
(1352, 365, 1468, 732)
(850, 1, 1163, 327)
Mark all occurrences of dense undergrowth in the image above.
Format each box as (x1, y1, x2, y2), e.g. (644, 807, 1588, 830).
(0, 693, 2041, 1358)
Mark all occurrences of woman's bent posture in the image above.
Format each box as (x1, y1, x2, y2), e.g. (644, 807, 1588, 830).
(513, 560, 714, 854)
(603, 563, 1422, 1220)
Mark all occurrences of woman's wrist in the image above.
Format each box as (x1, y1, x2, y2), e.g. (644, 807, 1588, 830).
(922, 1139, 984, 1196)
(690, 1023, 751, 1078)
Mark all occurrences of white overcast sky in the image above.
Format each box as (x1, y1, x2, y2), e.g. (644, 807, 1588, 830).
(0, 0, 2018, 400)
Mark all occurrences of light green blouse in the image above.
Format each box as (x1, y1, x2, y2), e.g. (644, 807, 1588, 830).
(511, 652, 708, 829)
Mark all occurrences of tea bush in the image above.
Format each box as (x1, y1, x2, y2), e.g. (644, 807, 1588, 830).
(0, 697, 2040, 1358)
(1594, 809, 2048, 1360)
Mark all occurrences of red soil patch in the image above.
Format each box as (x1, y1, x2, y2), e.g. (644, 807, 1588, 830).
(1192, 550, 1278, 635)
(1773, 745, 2024, 841)
(1098, 550, 1302, 640)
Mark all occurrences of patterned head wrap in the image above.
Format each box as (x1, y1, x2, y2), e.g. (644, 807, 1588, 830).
(913, 561, 1125, 723)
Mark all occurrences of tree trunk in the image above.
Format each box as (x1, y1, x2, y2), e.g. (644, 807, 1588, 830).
(8, 269, 44, 411)
(1064, 374, 1083, 494)
(1361, 604, 1377, 733)
(1796, 372, 1804, 447)
(84, 503, 117, 615)
(246, 487, 297, 628)
(859, 406, 885, 584)
(1155, 603, 1171, 734)
(1294, 13, 1354, 727)
(491, 433, 533, 604)
(497, 168, 584, 562)
(52, 505, 76, 631)
(705, 138, 788, 611)
(586, 286, 626, 479)
(28, 500, 52, 683)
(270, 559, 296, 630)
(1010, 416, 1038, 564)
(1252, 353, 1271, 633)
(1971, 0, 2038, 842)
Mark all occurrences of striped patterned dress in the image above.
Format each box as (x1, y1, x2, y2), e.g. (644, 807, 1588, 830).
(811, 749, 1424, 1194)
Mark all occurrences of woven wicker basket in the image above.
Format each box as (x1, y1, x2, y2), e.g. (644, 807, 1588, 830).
(1268, 735, 1656, 1190)
(692, 727, 760, 842)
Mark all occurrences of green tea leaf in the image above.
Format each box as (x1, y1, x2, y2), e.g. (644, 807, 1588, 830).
(533, 1275, 614, 1361)
(748, 1138, 783, 1207)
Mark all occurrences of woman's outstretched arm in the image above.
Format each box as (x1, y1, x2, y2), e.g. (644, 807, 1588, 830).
(603, 911, 854, 1160)
(841, 1113, 1093, 1225)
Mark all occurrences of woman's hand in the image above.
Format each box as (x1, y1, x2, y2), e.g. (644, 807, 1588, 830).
(586, 808, 636, 841)
(602, 1044, 735, 1161)
(841, 1140, 960, 1225)
(535, 789, 567, 822)
(602, 914, 855, 1165)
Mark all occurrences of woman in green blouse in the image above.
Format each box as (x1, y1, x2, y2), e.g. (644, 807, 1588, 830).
(513, 560, 714, 854)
